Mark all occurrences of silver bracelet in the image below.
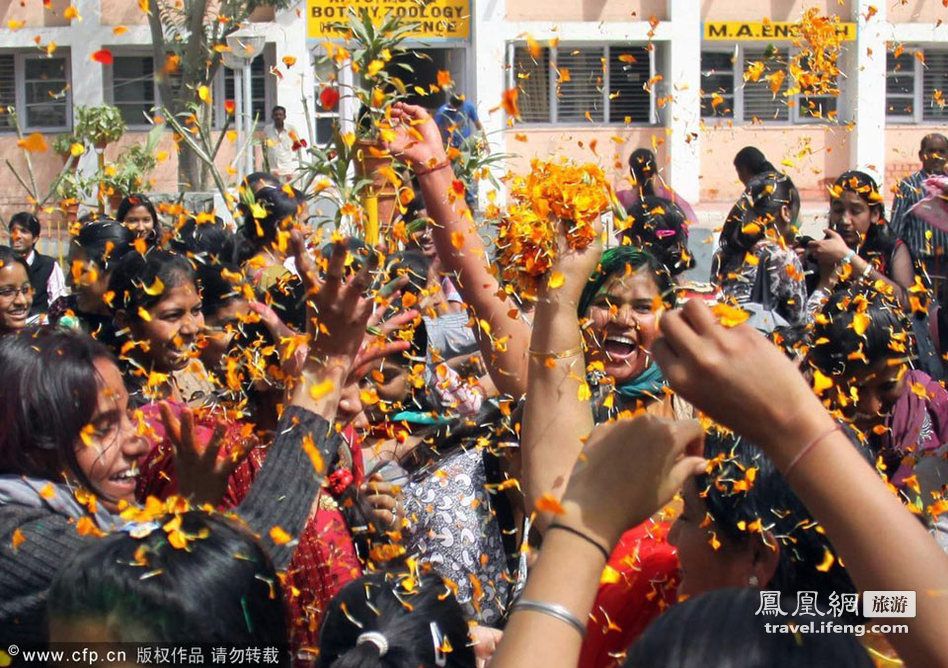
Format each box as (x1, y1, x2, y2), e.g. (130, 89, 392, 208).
(510, 599, 587, 636)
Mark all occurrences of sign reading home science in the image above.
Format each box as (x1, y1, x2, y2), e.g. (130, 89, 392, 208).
(704, 21, 856, 41)
(307, 0, 470, 40)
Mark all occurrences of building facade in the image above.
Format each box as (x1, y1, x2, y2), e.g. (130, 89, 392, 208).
(0, 0, 945, 220)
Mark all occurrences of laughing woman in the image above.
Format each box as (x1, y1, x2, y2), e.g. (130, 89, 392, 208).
(0, 246, 33, 335)
(107, 249, 212, 406)
(0, 239, 380, 643)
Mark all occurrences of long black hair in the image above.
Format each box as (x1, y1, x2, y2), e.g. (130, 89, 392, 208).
(73, 219, 135, 272)
(239, 186, 305, 252)
(733, 146, 776, 179)
(621, 196, 693, 275)
(625, 588, 872, 667)
(807, 284, 914, 378)
(628, 148, 658, 196)
(48, 510, 288, 659)
(0, 326, 111, 492)
(318, 570, 475, 668)
(718, 172, 800, 265)
(695, 428, 858, 617)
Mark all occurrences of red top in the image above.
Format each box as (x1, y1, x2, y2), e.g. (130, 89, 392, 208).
(578, 519, 680, 668)
(136, 404, 364, 664)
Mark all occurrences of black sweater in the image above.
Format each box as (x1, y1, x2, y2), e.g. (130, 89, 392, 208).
(0, 405, 336, 643)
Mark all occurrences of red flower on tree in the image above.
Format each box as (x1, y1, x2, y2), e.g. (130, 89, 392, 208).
(224, 100, 236, 115)
(319, 86, 340, 111)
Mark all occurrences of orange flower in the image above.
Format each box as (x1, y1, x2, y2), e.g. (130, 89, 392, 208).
(501, 88, 520, 120)
(91, 49, 113, 65)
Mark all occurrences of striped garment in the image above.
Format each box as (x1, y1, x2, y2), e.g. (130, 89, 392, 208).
(889, 169, 948, 262)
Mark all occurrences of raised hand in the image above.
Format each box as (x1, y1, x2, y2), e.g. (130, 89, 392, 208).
(558, 415, 706, 550)
(347, 303, 418, 386)
(384, 102, 448, 169)
(158, 402, 244, 506)
(651, 299, 835, 466)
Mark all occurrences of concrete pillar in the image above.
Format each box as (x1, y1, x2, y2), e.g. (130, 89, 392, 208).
(72, 0, 107, 175)
(667, 0, 702, 203)
(850, 0, 887, 180)
(272, 2, 316, 138)
(472, 0, 506, 202)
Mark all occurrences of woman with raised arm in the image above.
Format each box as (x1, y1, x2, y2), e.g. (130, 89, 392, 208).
(384, 103, 532, 398)
(0, 237, 386, 644)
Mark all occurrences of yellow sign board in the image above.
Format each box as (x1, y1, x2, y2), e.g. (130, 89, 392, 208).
(704, 21, 856, 41)
(307, 0, 470, 40)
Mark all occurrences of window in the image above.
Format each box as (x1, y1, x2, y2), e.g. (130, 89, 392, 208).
(922, 50, 948, 121)
(110, 55, 156, 125)
(701, 51, 735, 118)
(510, 44, 652, 124)
(0, 55, 15, 130)
(223, 53, 268, 124)
(312, 56, 342, 146)
(884, 47, 948, 123)
(886, 49, 916, 119)
(700, 47, 840, 124)
(0, 53, 71, 131)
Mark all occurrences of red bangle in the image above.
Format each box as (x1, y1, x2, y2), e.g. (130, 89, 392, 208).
(414, 159, 451, 176)
(784, 424, 841, 480)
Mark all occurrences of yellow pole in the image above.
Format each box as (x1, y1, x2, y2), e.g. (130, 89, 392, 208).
(365, 194, 379, 247)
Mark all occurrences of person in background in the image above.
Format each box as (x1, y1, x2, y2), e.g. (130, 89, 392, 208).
(889, 133, 948, 302)
(615, 149, 697, 225)
(264, 105, 301, 182)
(7, 212, 66, 319)
(0, 246, 33, 334)
(116, 194, 161, 246)
(733, 146, 777, 186)
(434, 91, 486, 211)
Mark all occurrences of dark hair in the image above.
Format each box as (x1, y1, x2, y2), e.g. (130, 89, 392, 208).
(0, 326, 111, 491)
(116, 194, 160, 230)
(240, 186, 305, 250)
(625, 588, 872, 667)
(449, 94, 464, 108)
(830, 171, 899, 264)
(74, 220, 135, 272)
(734, 146, 776, 177)
(318, 570, 475, 668)
(271, 105, 286, 115)
(628, 149, 658, 196)
(108, 249, 196, 319)
(921, 133, 948, 152)
(196, 263, 245, 319)
(577, 246, 676, 317)
(9, 211, 40, 238)
(696, 429, 857, 614)
(807, 284, 914, 378)
(621, 196, 693, 275)
(0, 245, 30, 276)
(721, 172, 801, 257)
(243, 171, 282, 193)
(48, 510, 289, 657)
(385, 250, 431, 297)
(170, 216, 234, 265)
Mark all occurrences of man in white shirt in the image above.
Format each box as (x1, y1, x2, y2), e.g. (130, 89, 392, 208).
(8, 211, 66, 318)
(263, 105, 301, 181)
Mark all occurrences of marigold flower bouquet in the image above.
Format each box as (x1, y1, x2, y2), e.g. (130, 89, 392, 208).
(489, 159, 613, 297)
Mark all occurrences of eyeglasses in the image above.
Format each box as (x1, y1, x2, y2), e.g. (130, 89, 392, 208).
(0, 283, 33, 301)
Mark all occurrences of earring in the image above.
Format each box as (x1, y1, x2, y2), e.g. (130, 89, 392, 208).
(748, 575, 760, 587)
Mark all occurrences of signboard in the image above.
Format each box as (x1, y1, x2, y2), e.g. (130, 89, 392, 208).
(703, 21, 856, 41)
(307, 0, 470, 40)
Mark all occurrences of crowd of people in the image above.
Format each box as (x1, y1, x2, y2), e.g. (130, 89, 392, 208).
(0, 102, 946, 668)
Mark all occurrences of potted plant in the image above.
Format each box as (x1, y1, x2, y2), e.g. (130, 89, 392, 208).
(74, 105, 126, 150)
(54, 171, 89, 223)
(101, 126, 161, 207)
(51, 133, 85, 166)
(304, 8, 419, 235)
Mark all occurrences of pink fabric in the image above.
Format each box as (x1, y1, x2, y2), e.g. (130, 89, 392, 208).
(885, 369, 948, 487)
(616, 183, 698, 226)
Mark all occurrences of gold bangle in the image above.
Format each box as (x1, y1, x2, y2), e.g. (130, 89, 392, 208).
(528, 346, 584, 360)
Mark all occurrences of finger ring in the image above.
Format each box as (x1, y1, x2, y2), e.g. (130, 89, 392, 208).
(366, 325, 383, 336)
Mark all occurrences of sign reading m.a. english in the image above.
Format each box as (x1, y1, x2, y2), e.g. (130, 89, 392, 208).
(307, 0, 471, 40)
(704, 21, 856, 41)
